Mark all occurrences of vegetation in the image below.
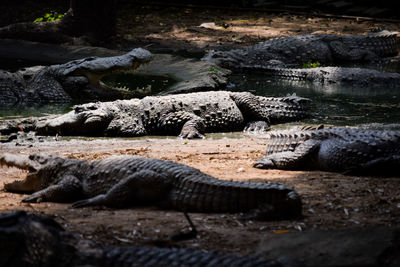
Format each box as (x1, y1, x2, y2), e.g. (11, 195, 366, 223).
(34, 11, 64, 22)
(302, 61, 321, 68)
(208, 68, 219, 74)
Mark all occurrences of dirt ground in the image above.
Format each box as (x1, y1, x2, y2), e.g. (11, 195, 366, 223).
(115, 4, 400, 52)
(1, 136, 400, 255)
(1, 3, 400, 258)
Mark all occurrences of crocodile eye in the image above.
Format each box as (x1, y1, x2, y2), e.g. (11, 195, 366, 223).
(87, 105, 98, 110)
(74, 106, 84, 113)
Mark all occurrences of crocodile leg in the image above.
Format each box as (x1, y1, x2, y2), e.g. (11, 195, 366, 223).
(231, 92, 309, 126)
(159, 111, 206, 139)
(72, 170, 172, 208)
(105, 115, 147, 137)
(230, 92, 272, 123)
(16, 175, 84, 203)
(179, 118, 206, 139)
(254, 139, 320, 170)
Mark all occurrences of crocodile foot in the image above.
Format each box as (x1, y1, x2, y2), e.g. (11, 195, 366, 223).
(21, 192, 44, 203)
(72, 194, 107, 208)
(253, 157, 276, 169)
(244, 121, 270, 133)
(179, 127, 205, 139)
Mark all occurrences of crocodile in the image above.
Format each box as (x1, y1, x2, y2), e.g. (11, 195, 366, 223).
(0, 48, 152, 106)
(0, 153, 302, 220)
(203, 31, 399, 69)
(0, 91, 310, 138)
(253, 126, 400, 176)
(241, 66, 400, 88)
(0, 211, 299, 267)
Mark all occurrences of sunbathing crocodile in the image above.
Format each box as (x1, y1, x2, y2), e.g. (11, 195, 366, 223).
(204, 31, 399, 69)
(0, 48, 152, 106)
(242, 66, 400, 88)
(0, 153, 302, 220)
(0, 211, 298, 267)
(0, 91, 310, 138)
(253, 126, 400, 176)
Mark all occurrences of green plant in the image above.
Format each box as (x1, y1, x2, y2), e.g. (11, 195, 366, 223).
(302, 61, 321, 68)
(34, 11, 64, 22)
(208, 68, 219, 74)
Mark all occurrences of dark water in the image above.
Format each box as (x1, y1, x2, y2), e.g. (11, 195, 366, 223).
(101, 73, 177, 94)
(229, 74, 400, 129)
(0, 104, 72, 120)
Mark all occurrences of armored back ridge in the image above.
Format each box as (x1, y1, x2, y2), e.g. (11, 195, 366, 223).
(254, 127, 400, 176)
(241, 66, 400, 88)
(1, 154, 302, 220)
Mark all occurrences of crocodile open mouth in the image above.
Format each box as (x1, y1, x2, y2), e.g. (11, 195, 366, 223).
(0, 154, 35, 171)
(101, 72, 177, 96)
(0, 153, 39, 192)
(80, 62, 147, 93)
(0, 159, 36, 175)
(67, 48, 156, 97)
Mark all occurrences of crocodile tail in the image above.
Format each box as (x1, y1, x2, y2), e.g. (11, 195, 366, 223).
(365, 31, 400, 57)
(169, 176, 302, 219)
(105, 246, 282, 266)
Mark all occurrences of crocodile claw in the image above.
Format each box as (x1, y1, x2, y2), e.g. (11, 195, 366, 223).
(253, 158, 276, 169)
(71, 199, 93, 208)
(21, 193, 43, 203)
(71, 194, 106, 208)
(179, 129, 205, 139)
(244, 121, 270, 133)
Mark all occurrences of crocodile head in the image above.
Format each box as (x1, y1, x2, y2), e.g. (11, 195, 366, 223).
(202, 50, 244, 69)
(51, 48, 153, 98)
(35, 99, 143, 136)
(0, 210, 71, 266)
(1, 153, 67, 193)
(35, 101, 116, 136)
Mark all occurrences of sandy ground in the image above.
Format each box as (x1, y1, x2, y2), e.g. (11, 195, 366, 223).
(1, 135, 399, 255)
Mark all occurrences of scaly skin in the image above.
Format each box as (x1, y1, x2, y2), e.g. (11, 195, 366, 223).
(204, 31, 399, 69)
(254, 126, 400, 176)
(0, 154, 301, 220)
(0, 48, 152, 106)
(0, 211, 297, 267)
(242, 66, 400, 88)
(0, 91, 310, 138)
